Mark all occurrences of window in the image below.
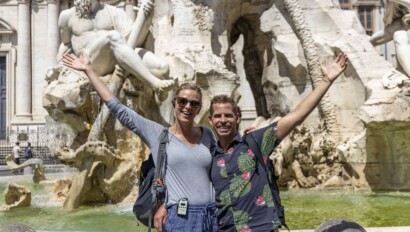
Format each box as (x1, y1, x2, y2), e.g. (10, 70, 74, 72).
(359, 6, 373, 35)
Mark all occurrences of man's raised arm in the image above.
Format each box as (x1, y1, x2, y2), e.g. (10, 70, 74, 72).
(276, 53, 348, 140)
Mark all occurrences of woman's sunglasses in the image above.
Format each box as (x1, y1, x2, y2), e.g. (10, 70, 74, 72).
(174, 97, 202, 109)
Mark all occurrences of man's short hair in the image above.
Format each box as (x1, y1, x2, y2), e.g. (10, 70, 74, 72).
(209, 95, 240, 116)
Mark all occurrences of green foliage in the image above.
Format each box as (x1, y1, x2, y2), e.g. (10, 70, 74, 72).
(263, 184, 274, 207)
(232, 209, 251, 231)
(230, 175, 251, 198)
(237, 152, 255, 173)
(261, 127, 276, 156)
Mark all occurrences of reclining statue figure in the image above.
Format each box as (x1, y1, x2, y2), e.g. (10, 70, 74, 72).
(58, 0, 174, 91)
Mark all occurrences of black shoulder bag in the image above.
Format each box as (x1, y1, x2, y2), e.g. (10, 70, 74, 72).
(133, 128, 169, 231)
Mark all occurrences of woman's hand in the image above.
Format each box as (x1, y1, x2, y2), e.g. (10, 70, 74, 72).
(62, 53, 91, 72)
(154, 204, 167, 232)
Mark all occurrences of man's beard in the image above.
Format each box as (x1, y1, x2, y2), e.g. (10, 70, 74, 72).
(74, 0, 92, 19)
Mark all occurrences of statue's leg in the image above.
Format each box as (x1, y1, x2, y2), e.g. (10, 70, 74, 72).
(106, 31, 174, 91)
(135, 48, 170, 79)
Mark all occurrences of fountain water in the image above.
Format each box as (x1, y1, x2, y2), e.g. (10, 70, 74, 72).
(1, 174, 410, 230)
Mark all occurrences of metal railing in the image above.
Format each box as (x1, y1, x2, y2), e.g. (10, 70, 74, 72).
(0, 141, 60, 166)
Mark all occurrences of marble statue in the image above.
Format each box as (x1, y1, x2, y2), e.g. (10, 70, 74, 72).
(58, 0, 174, 92)
(0, 183, 31, 211)
(370, 0, 410, 81)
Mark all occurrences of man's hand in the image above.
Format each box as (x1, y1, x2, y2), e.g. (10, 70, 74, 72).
(154, 204, 167, 232)
(62, 53, 91, 72)
(321, 53, 348, 83)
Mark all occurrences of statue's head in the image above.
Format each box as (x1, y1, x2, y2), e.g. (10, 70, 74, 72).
(74, 0, 93, 19)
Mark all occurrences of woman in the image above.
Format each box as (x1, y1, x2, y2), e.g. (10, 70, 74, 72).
(63, 53, 217, 232)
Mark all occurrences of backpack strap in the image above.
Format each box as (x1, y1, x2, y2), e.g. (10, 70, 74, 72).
(148, 128, 169, 232)
(244, 133, 289, 231)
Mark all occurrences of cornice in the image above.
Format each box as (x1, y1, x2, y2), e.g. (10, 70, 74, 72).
(0, 18, 16, 34)
(46, 0, 58, 4)
(17, 0, 30, 4)
(102, 0, 122, 5)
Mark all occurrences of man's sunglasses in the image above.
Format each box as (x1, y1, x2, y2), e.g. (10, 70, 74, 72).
(174, 97, 202, 109)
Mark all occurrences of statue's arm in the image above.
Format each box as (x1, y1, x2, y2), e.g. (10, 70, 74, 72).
(57, 9, 74, 60)
(369, 29, 392, 46)
(127, 0, 155, 48)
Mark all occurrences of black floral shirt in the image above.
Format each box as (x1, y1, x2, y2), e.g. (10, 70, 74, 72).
(211, 122, 282, 232)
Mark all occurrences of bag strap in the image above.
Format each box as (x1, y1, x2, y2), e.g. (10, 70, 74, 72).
(244, 134, 267, 173)
(155, 128, 169, 181)
(244, 133, 289, 231)
(148, 128, 169, 232)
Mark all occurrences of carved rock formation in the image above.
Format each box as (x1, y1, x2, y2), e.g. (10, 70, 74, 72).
(44, 65, 151, 209)
(49, 178, 73, 202)
(1, 183, 31, 210)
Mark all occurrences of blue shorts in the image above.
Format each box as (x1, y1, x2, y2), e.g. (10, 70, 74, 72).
(165, 203, 218, 232)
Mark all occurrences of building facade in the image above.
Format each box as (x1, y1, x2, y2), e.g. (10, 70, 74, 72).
(340, 0, 397, 64)
(0, 0, 138, 143)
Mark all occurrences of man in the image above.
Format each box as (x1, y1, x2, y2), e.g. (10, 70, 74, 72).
(12, 141, 21, 165)
(58, 0, 174, 92)
(208, 54, 348, 231)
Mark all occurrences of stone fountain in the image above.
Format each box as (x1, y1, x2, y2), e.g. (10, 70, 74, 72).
(40, 0, 410, 211)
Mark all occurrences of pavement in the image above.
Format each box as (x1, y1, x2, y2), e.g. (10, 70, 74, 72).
(289, 227, 410, 231)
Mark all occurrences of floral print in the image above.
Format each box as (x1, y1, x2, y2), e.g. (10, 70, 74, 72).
(255, 196, 266, 206)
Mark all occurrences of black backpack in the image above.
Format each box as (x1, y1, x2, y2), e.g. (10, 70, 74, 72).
(244, 134, 289, 230)
(133, 128, 168, 231)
